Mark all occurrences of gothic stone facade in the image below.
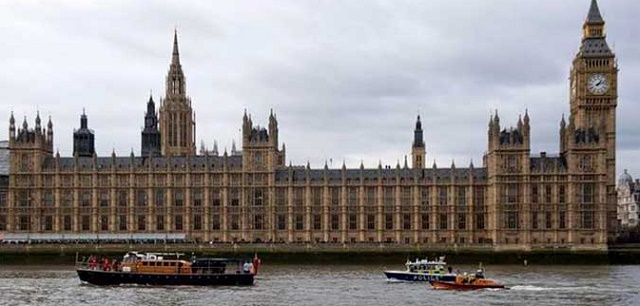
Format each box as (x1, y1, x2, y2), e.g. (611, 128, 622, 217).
(1, 1, 618, 250)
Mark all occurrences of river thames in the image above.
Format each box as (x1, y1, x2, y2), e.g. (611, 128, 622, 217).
(0, 264, 638, 306)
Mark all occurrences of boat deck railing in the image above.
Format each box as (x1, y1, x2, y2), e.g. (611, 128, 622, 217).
(75, 255, 252, 276)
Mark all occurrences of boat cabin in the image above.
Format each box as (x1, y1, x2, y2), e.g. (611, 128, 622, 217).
(405, 257, 447, 273)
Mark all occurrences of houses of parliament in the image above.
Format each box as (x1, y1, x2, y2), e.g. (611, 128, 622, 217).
(0, 1, 619, 250)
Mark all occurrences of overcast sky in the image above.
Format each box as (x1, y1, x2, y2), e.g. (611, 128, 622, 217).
(0, 0, 638, 179)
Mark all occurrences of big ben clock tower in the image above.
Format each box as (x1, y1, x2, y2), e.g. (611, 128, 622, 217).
(566, 0, 618, 242)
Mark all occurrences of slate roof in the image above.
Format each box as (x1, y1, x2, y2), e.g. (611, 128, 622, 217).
(41, 155, 243, 171)
(275, 167, 487, 183)
(578, 38, 612, 57)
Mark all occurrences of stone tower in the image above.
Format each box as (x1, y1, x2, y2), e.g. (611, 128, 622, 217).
(141, 94, 161, 157)
(411, 115, 425, 169)
(8, 112, 54, 231)
(72, 110, 95, 157)
(159, 30, 196, 156)
(9, 112, 54, 168)
(566, 0, 618, 240)
(485, 110, 531, 245)
(241, 109, 285, 172)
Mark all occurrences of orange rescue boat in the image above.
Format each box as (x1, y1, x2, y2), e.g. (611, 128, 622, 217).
(430, 273, 506, 290)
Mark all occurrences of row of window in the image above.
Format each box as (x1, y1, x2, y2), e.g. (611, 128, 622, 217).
(503, 211, 594, 229)
(0, 213, 487, 232)
(9, 186, 486, 208)
(502, 184, 596, 204)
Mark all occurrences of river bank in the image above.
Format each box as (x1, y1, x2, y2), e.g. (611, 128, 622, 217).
(2, 243, 639, 265)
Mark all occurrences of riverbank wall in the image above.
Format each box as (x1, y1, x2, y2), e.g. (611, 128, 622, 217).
(2, 243, 639, 265)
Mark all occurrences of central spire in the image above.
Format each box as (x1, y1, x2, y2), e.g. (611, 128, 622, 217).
(166, 29, 186, 97)
(172, 28, 180, 65)
(159, 29, 196, 156)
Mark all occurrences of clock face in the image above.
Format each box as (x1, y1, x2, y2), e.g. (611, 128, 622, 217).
(587, 73, 609, 94)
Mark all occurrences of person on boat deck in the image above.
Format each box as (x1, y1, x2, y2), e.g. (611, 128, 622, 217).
(243, 261, 253, 273)
(448, 267, 453, 274)
(102, 258, 110, 271)
(89, 255, 97, 269)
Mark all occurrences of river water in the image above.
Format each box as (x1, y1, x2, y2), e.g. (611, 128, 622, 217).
(0, 264, 638, 306)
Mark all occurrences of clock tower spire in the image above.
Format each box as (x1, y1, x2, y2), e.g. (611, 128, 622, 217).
(567, 0, 618, 241)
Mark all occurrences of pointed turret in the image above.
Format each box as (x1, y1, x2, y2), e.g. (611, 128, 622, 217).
(9, 112, 15, 139)
(35, 111, 41, 132)
(517, 114, 523, 131)
(80, 109, 88, 129)
(411, 115, 426, 169)
(268, 108, 279, 147)
(559, 114, 568, 154)
(231, 139, 237, 156)
(147, 94, 155, 113)
(142, 94, 161, 157)
(46, 115, 53, 144)
(73, 110, 95, 157)
(199, 140, 206, 155)
(586, 0, 604, 24)
(412, 115, 424, 148)
(22, 116, 28, 130)
(488, 113, 494, 129)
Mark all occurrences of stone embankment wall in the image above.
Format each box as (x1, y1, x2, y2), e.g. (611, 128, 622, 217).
(2, 243, 638, 265)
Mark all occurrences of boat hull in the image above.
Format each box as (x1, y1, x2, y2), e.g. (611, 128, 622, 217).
(429, 280, 506, 290)
(76, 269, 254, 286)
(384, 271, 456, 282)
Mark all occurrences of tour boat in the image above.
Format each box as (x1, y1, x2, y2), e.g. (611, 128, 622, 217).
(76, 251, 261, 286)
(383, 256, 456, 282)
(429, 270, 506, 290)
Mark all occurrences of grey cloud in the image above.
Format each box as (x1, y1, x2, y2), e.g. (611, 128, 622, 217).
(1, 0, 639, 179)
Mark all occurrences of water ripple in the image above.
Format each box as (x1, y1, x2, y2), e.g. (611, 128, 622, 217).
(0, 264, 638, 306)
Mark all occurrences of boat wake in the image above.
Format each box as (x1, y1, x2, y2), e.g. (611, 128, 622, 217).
(509, 285, 547, 291)
(385, 279, 406, 283)
(509, 285, 595, 292)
